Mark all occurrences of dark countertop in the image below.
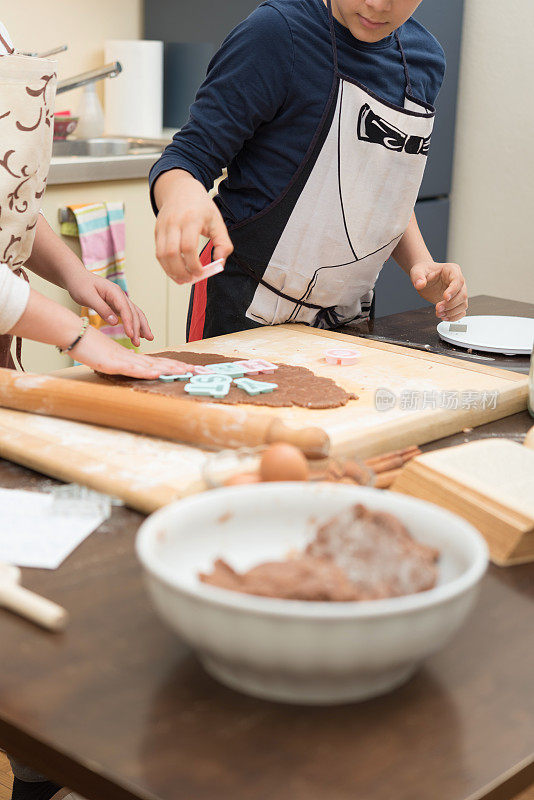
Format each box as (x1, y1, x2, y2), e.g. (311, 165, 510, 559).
(347, 293, 533, 374)
(0, 295, 532, 800)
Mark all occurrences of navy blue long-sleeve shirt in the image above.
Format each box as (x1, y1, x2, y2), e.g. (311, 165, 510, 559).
(150, 0, 445, 225)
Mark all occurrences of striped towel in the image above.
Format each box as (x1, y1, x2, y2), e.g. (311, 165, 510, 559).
(60, 202, 136, 350)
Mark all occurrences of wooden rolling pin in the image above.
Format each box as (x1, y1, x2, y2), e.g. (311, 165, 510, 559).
(0, 369, 330, 458)
(0, 563, 68, 632)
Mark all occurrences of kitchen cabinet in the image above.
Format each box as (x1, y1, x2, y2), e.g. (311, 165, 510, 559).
(19, 179, 191, 373)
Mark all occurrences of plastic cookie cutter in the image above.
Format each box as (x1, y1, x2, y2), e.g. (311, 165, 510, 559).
(190, 258, 225, 285)
(192, 365, 217, 375)
(234, 377, 278, 395)
(158, 372, 194, 382)
(184, 373, 232, 398)
(204, 362, 246, 378)
(234, 359, 278, 375)
(324, 348, 360, 366)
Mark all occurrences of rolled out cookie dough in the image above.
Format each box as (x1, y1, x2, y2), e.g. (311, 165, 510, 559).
(97, 351, 356, 409)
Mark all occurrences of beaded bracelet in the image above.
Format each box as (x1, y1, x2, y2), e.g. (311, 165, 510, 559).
(56, 316, 90, 354)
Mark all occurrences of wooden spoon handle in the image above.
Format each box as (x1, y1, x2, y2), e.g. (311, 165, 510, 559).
(0, 583, 68, 632)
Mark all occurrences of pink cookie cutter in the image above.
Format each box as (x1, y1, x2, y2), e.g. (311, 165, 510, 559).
(234, 358, 278, 375)
(192, 365, 216, 375)
(190, 258, 225, 285)
(324, 348, 360, 366)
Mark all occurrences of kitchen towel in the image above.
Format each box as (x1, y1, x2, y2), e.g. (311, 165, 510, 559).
(61, 202, 136, 349)
(104, 39, 163, 138)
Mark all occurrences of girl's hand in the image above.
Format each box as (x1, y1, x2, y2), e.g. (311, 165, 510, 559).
(410, 261, 468, 321)
(66, 272, 153, 347)
(71, 326, 191, 379)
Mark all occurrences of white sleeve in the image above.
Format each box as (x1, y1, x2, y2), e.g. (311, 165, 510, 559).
(0, 264, 30, 334)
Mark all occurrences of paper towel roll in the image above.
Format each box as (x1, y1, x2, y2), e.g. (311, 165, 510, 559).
(104, 40, 163, 138)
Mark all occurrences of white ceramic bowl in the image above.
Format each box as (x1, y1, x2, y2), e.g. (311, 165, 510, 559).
(136, 484, 488, 705)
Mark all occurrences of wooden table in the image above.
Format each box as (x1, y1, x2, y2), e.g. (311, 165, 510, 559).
(0, 296, 532, 800)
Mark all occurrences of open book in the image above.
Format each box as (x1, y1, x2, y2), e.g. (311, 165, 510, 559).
(392, 439, 534, 566)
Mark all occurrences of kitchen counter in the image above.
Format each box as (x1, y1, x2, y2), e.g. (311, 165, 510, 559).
(48, 151, 161, 185)
(0, 296, 532, 800)
(47, 136, 171, 185)
(347, 294, 533, 375)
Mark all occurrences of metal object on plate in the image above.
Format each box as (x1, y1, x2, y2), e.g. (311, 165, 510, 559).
(367, 335, 495, 361)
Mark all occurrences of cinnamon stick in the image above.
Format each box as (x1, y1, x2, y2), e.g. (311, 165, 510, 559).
(374, 468, 403, 489)
(365, 446, 421, 475)
(365, 445, 420, 468)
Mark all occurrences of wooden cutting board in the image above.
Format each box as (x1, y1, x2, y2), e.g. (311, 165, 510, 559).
(0, 325, 527, 472)
(0, 409, 210, 514)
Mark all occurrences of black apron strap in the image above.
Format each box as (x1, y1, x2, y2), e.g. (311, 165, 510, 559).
(325, 0, 340, 74)
(394, 30, 414, 98)
(232, 252, 325, 311)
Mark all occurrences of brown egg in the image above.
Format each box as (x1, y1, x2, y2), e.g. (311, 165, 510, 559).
(224, 472, 261, 486)
(260, 443, 309, 482)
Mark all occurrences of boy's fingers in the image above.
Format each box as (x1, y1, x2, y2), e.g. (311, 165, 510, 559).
(410, 264, 428, 290)
(437, 288, 466, 315)
(180, 222, 204, 277)
(440, 299, 468, 319)
(209, 212, 233, 262)
(156, 225, 188, 283)
(446, 310, 468, 322)
(442, 275, 462, 302)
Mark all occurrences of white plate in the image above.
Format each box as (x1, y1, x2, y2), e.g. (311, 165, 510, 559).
(437, 315, 534, 355)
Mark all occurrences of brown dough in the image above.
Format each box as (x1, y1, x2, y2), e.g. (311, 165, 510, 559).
(200, 556, 362, 602)
(200, 503, 439, 602)
(305, 503, 439, 599)
(97, 351, 356, 409)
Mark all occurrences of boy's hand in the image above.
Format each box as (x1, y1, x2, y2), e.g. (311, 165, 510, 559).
(410, 261, 468, 322)
(66, 272, 153, 348)
(154, 170, 234, 285)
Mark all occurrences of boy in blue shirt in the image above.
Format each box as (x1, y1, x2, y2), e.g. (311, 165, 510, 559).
(150, 0, 468, 340)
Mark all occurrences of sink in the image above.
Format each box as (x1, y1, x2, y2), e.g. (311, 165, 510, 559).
(52, 136, 168, 158)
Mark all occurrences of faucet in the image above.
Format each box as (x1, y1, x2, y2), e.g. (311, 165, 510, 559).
(56, 62, 122, 95)
(22, 44, 68, 58)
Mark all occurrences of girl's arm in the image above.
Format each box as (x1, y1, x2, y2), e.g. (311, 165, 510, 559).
(6, 283, 188, 379)
(26, 215, 153, 347)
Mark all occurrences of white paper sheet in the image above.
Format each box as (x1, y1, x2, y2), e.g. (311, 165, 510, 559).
(0, 488, 107, 569)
